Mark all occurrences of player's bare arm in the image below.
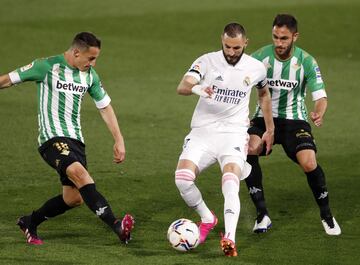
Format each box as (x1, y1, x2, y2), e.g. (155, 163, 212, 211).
(310, 97, 327, 127)
(176, 75, 213, 97)
(0, 74, 13, 89)
(257, 84, 274, 155)
(99, 104, 125, 163)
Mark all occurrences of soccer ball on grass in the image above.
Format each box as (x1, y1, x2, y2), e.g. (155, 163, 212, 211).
(167, 218, 200, 252)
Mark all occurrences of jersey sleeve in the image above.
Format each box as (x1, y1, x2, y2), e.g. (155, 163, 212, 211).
(9, 58, 49, 84)
(251, 48, 268, 89)
(251, 47, 265, 61)
(251, 52, 260, 61)
(87, 70, 111, 109)
(255, 62, 268, 89)
(184, 55, 208, 82)
(304, 56, 327, 101)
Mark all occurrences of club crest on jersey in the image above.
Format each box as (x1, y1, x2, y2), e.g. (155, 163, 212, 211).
(55, 80, 88, 95)
(243, 76, 251, 86)
(20, 62, 34, 72)
(263, 62, 272, 70)
(53, 65, 61, 74)
(292, 63, 301, 70)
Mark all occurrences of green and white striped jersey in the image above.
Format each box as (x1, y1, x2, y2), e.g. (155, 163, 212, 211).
(9, 54, 111, 145)
(252, 45, 327, 121)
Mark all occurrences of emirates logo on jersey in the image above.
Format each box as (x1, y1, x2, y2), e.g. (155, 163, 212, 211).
(55, 80, 88, 95)
(212, 85, 247, 105)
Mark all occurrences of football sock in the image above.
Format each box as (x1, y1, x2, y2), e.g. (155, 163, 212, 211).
(79, 183, 117, 228)
(245, 155, 268, 217)
(305, 165, 332, 219)
(195, 201, 214, 223)
(175, 169, 213, 223)
(31, 194, 73, 228)
(222, 172, 240, 243)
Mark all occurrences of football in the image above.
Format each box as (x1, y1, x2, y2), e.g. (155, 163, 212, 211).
(167, 218, 200, 252)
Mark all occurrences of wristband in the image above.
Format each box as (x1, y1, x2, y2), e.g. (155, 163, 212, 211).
(191, 84, 208, 97)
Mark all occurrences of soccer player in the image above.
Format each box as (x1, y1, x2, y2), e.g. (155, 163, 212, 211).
(245, 14, 341, 235)
(175, 23, 274, 256)
(0, 32, 134, 245)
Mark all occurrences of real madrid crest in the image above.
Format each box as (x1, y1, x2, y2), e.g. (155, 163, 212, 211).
(243, 76, 251, 86)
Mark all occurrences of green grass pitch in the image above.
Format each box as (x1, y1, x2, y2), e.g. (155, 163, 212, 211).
(0, 0, 359, 264)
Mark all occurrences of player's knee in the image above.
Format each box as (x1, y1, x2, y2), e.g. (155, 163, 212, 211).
(248, 144, 260, 155)
(66, 162, 86, 177)
(300, 160, 317, 172)
(248, 135, 262, 155)
(66, 162, 93, 187)
(175, 169, 196, 192)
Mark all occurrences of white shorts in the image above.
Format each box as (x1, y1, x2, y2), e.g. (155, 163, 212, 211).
(179, 126, 251, 180)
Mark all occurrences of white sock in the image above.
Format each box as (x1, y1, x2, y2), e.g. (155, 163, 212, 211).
(175, 169, 213, 223)
(222, 172, 240, 242)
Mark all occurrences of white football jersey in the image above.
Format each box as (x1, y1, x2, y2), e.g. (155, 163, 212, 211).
(185, 50, 267, 131)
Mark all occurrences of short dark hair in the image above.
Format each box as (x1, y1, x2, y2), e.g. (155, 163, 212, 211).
(273, 14, 298, 33)
(223, 23, 246, 38)
(71, 32, 101, 50)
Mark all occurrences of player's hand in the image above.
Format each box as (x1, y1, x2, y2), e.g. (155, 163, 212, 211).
(113, 141, 125, 164)
(261, 130, 274, 155)
(310, 112, 323, 127)
(191, 84, 214, 98)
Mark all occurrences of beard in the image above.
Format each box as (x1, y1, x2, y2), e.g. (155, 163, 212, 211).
(222, 49, 244, 66)
(275, 40, 294, 59)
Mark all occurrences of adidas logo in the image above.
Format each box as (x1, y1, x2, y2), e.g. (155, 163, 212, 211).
(215, 75, 223, 81)
(234, 147, 241, 152)
(95, 206, 108, 216)
(318, 191, 328, 200)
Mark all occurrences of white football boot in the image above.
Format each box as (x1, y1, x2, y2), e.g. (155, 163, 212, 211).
(253, 215, 272, 233)
(321, 217, 341, 236)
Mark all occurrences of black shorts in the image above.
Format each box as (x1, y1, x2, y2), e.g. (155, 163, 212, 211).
(248, 117, 317, 162)
(38, 137, 87, 186)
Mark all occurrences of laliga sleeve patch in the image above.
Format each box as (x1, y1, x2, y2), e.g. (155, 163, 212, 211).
(20, 62, 34, 72)
(188, 62, 202, 77)
(314, 66, 323, 84)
